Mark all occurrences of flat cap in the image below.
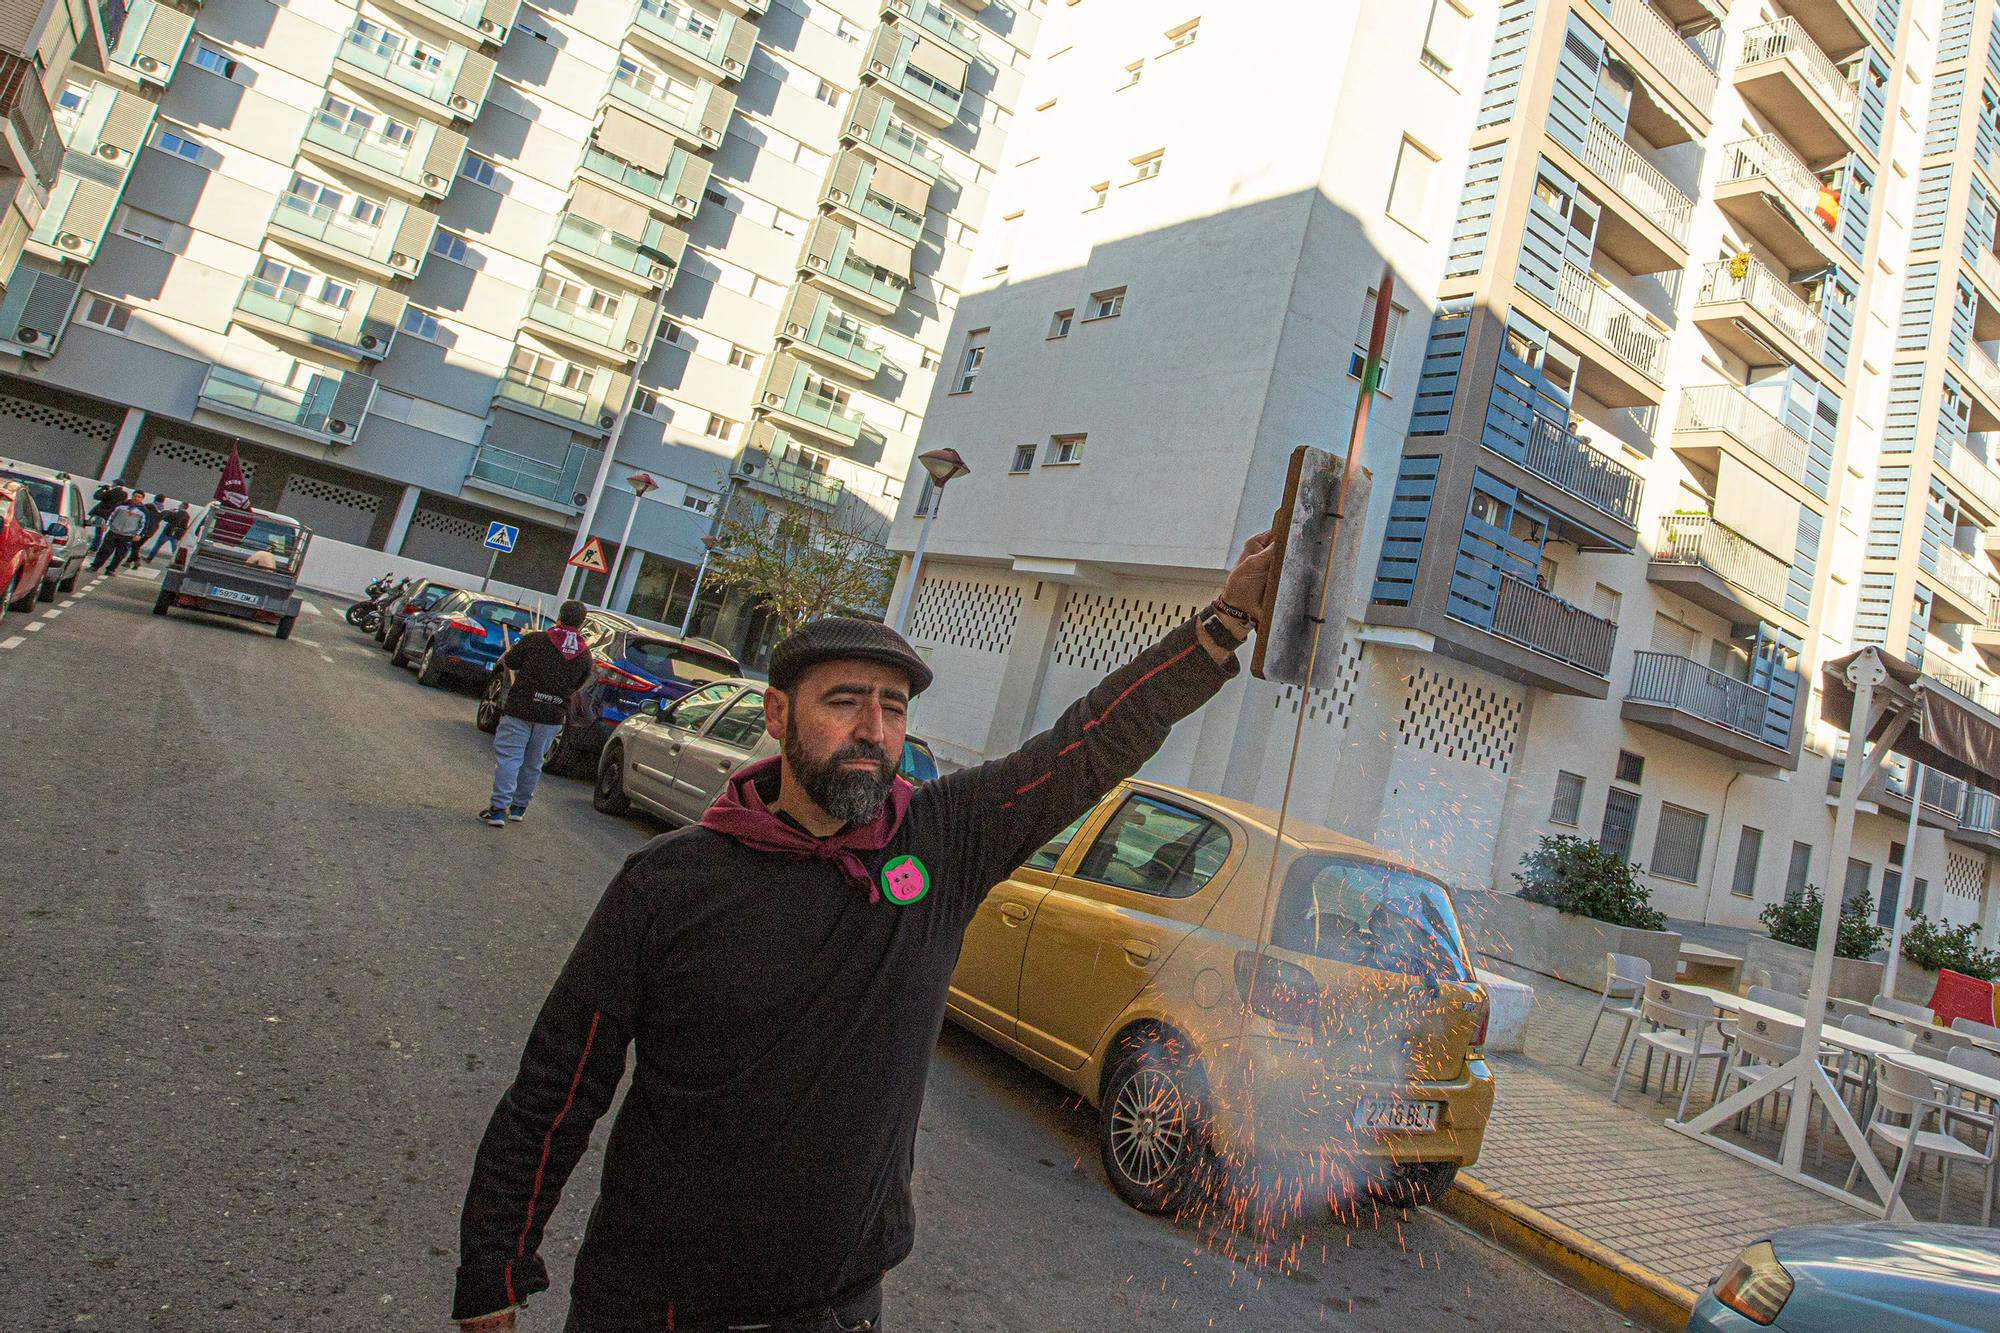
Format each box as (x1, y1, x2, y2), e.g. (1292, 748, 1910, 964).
(768, 616, 933, 697)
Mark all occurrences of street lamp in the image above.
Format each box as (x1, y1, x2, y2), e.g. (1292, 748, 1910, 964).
(678, 532, 725, 638)
(889, 447, 970, 634)
(598, 472, 658, 611)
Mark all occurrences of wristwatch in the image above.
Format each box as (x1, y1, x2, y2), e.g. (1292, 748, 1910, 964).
(1199, 602, 1248, 650)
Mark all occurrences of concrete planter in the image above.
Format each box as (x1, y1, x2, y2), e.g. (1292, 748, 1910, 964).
(1457, 889, 1682, 995)
(1891, 962, 1940, 1007)
(1740, 935, 1884, 1002)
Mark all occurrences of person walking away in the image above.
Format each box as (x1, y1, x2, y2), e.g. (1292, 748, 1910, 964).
(147, 501, 191, 563)
(449, 529, 1275, 1332)
(89, 495, 148, 574)
(480, 599, 594, 827)
(126, 493, 163, 569)
(86, 481, 128, 552)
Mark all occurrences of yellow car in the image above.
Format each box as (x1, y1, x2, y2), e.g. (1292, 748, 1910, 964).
(947, 779, 1494, 1219)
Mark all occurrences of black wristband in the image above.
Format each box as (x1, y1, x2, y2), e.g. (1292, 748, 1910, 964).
(1199, 606, 1247, 650)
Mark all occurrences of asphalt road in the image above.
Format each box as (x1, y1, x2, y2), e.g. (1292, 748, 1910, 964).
(0, 570, 1626, 1332)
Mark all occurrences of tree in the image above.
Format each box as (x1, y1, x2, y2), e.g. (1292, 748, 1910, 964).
(703, 498, 898, 635)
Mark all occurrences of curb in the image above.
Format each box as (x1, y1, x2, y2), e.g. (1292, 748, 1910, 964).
(1440, 1174, 1698, 1332)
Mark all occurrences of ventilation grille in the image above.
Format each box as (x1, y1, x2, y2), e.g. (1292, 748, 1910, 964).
(1945, 850, 1986, 903)
(1396, 665, 1523, 773)
(1273, 638, 1364, 732)
(907, 576, 1022, 654)
(1051, 591, 1203, 675)
(0, 393, 117, 444)
(412, 508, 487, 544)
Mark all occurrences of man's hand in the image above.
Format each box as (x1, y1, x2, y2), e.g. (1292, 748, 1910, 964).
(1219, 527, 1278, 627)
(456, 1311, 515, 1332)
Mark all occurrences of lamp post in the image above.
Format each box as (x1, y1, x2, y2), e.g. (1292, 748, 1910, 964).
(890, 447, 970, 635)
(559, 290, 670, 600)
(678, 533, 724, 638)
(598, 471, 658, 611)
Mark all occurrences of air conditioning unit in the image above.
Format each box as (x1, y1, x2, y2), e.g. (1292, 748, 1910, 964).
(136, 56, 160, 73)
(674, 195, 696, 211)
(96, 143, 121, 161)
(648, 264, 667, 280)
(451, 95, 472, 110)
(328, 418, 351, 436)
(478, 18, 501, 33)
(572, 490, 589, 507)
(16, 326, 44, 347)
(390, 252, 413, 268)
(868, 60, 890, 76)
(737, 457, 758, 477)
(360, 333, 382, 351)
(827, 188, 850, 205)
(623, 339, 641, 354)
(783, 321, 808, 337)
(701, 127, 720, 143)
(598, 412, 616, 429)
(423, 173, 443, 188)
(806, 255, 827, 271)
(724, 58, 741, 73)
(58, 233, 84, 251)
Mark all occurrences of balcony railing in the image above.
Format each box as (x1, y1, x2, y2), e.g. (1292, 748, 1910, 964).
(199, 365, 334, 433)
(884, 0, 980, 56)
(1977, 247, 2000, 296)
(791, 313, 884, 374)
(1611, 0, 1719, 113)
(1741, 18, 1857, 127)
(0, 53, 62, 190)
(1555, 263, 1667, 381)
(1654, 513, 1792, 609)
(1522, 412, 1644, 525)
(812, 248, 906, 306)
(303, 109, 416, 178)
(273, 192, 384, 253)
(552, 215, 670, 282)
(1627, 650, 1772, 738)
(1963, 787, 2000, 835)
(494, 370, 596, 424)
(1675, 384, 1810, 485)
(608, 67, 707, 140)
(1966, 342, 2000, 408)
(742, 446, 844, 508)
(1719, 134, 1828, 231)
(1928, 542, 2000, 615)
(336, 27, 461, 106)
(1697, 258, 1827, 361)
(1939, 440, 2000, 517)
(1928, 662, 1998, 713)
(468, 442, 592, 506)
(579, 145, 698, 211)
(235, 278, 351, 342)
(527, 293, 624, 346)
(406, 0, 490, 28)
(775, 386, 865, 439)
(1581, 120, 1693, 249)
(886, 63, 961, 116)
(1486, 574, 1617, 676)
(633, 0, 738, 70)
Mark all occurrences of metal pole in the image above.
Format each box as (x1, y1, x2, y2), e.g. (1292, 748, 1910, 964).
(480, 547, 499, 593)
(560, 291, 669, 600)
(601, 487, 645, 611)
(677, 550, 712, 638)
(1883, 761, 1925, 997)
(889, 492, 939, 635)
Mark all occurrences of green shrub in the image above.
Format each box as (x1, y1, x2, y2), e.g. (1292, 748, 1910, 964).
(1759, 885, 1889, 961)
(1513, 834, 1666, 931)
(1899, 912, 2000, 981)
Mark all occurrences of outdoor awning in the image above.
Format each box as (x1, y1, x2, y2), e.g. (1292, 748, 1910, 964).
(846, 223, 912, 279)
(867, 160, 931, 214)
(1819, 647, 2000, 794)
(568, 180, 652, 239)
(594, 105, 675, 170)
(904, 37, 968, 91)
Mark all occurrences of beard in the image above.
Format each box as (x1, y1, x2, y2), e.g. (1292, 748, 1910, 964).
(783, 731, 896, 825)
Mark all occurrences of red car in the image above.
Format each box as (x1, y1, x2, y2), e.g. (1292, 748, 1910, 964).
(0, 477, 52, 624)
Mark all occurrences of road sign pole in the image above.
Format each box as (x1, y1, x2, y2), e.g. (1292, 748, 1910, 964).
(481, 548, 498, 592)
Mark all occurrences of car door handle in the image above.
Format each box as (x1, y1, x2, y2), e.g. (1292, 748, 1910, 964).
(1123, 941, 1158, 966)
(668, 744, 681, 755)
(999, 902, 1031, 924)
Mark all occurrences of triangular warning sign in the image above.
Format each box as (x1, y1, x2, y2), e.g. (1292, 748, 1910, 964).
(567, 537, 611, 573)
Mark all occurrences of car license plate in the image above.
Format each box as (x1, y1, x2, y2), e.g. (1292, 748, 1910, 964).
(209, 586, 261, 607)
(1352, 1098, 1440, 1134)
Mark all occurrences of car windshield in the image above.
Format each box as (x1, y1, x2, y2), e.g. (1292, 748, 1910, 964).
(625, 639, 738, 684)
(471, 602, 547, 633)
(899, 739, 938, 783)
(412, 585, 456, 609)
(1272, 855, 1472, 985)
(0, 473, 61, 517)
(209, 514, 300, 560)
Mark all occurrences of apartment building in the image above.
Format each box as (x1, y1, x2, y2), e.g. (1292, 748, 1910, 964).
(0, 0, 1034, 669)
(891, 0, 2000, 938)
(1, 2, 93, 292)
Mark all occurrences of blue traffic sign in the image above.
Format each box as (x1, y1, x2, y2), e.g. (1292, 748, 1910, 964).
(483, 521, 519, 553)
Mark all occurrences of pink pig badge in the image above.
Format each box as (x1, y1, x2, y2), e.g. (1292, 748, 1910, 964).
(879, 854, 931, 906)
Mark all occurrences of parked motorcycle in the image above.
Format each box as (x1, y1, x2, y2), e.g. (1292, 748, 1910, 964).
(344, 573, 407, 634)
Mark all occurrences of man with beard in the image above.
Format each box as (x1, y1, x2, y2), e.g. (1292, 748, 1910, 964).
(451, 528, 1276, 1333)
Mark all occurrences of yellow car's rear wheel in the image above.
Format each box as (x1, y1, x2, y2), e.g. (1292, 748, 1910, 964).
(1099, 1033, 1210, 1214)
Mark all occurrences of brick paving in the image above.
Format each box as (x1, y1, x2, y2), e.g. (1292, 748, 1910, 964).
(1466, 958, 1992, 1292)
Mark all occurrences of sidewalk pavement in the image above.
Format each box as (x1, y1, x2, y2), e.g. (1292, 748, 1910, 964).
(1460, 957, 1989, 1304)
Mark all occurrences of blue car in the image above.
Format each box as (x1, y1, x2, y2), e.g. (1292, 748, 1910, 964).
(395, 589, 550, 687)
(522, 611, 741, 772)
(1689, 1224, 2000, 1331)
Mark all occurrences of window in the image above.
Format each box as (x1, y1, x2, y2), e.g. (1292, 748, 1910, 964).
(430, 230, 469, 264)
(704, 186, 732, 208)
(55, 84, 85, 116)
(953, 332, 987, 392)
(350, 196, 385, 227)
(1843, 858, 1872, 907)
(1086, 287, 1125, 320)
(1651, 804, 1707, 883)
(318, 278, 355, 310)
(1599, 787, 1640, 861)
(1047, 433, 1085, 465)
(1010, 444, 1036, 473)
(191, 43, 239, 79)
(1075, 795, 1230, 898)
(79, 296, 131, 333)
(727, 345, 757, 371)
(1035, 96, 1058, 112)
(1165, 18, 1199, 50)
(814, 78, 843, 108)
(662, 320, 687, 345)
(665, 682, 737, 730)
(1086, 181, 1110, 210)
(1550, 771, 1585, 826)
(705, 414, 737, 442)
(460, 153, 497, 188)
(1130, 149, 1164, 183)
(1048, 308, 1074, 339)
(633, 388, 660, 417)
(919, 350, 939, 371)
(682, 489, 716, 515)
(1731, 827, 1763, 899)
(1024, 811, 1092, 872)
(1386, 136, 1440, 233)
(1121, 59, 1144, 88)
(1421, 0, 1471, 83)
(1273, 856, 1472, 984)
(400, 307, 443, 343)
(1347, 287, 1407, 386)
(117, 208, 174, 249)
(155, 128, 205, 163)
(1614, 750, 1645, 784)
(1786, 840, 1813, 898)
(706, 693, 768, 749)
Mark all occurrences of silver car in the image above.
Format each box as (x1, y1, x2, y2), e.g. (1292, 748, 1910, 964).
(592, 678, 776, 824)
(0, 459, 88, 596)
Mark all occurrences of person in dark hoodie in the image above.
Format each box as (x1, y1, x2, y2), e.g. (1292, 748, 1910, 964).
(479, 599, 595, 827)
(450, 528, 1276, 1332)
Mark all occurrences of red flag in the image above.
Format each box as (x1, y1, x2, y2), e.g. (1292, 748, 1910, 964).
(212, 443, 254, 544)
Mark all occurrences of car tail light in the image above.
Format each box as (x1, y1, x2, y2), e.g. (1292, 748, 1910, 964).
(1713, 1242, 1792, 1325)
(594, 661, 655, 692)
(1469, 987, 1491, 1048)
(444, 616, 488, 638)
(1233, 950, 1321, 1027)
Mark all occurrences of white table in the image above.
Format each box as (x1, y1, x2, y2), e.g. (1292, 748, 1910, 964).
(1676, 985, 1911, 1061)
(1884, 1049, 2000, 1105)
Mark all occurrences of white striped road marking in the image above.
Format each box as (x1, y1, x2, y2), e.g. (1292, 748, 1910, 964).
(132, 568, 160, 581)
(319, 653, 335, 664)
(42, 609, 61, 619)
(293, 637, 323, 648)
(0, 636, 23, 649)
(25, 622, 43, 632)
(59, 599, 75, 608)
(301, 600, 322, 616)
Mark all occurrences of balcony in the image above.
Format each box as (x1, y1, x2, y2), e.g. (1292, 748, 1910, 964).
(629, 0, 755, 82)
(777, 289, 885, 377)
(269, 192, 436, 278)
(1648, 513, 1796, 625)
(605, 66, 736, 151)
(1547, 262, 1667, 407)
(757, 386, 865, 448)
(1960, 343, 2000, 432)
(523, 290, 646, 360)
(1972, 247, 2000, 312)
(103, 0, 194, 89)
(1920, 542, 1999, 625)
(1457, 573, 1616, 679)
(862, 25, 967, 128)
(1929, 661, 2000, 714)
(1735, 18, 1866, 162)
(1693, 257, 1829, 378)
(1573, 121, 1691, 273)
(1972, 604, 2000, 664)
(28, 172, 125, 265)
(800, 217, 909, 317)
(1622, 650, 1795, 768)
(465, 441, 598, 512)
(197, 364, 373, 443)
(1673, 383, 1816, 499)
(1937, 440, 2000, 528)
(578, 144, 708, 220)
(0, 54, 62, 193)
(1876, 765, 1976, 835)
(0, 264, 80, 358)
(881, 0, 980, 58)
(300, 110, 465, 200)
(550, 213, 684, 290)
(738, 443, 845, 511)
(842, 89, 947, 181)
(379, 0, 516, 48)
(493, 369, 612, 433)
(1607, 0, 1719, 122)
(1513, 412, 1644, 528)
(232, 277, 404, 361)
(333, 26, 494, 121)
(821, 151, 929, 242)
(1712, 136, 1845, 273)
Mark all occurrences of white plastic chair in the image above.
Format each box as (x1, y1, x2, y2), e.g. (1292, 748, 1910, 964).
(1951, 1016, 2000, 1045)
(1716, 1014, 1803, 1136)
(1577, 952, 1650, 1068)
(1834, 1014, 1916, 1127)
(1746, 985, 1806, 1016)
(1844, 1059, 1999, 1225)
(1874, 994, 1937, 1025)
(1613, 980, 1729, 1121)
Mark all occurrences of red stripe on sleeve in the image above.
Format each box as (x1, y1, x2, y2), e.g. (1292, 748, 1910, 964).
(515, 1009, 604, 1258)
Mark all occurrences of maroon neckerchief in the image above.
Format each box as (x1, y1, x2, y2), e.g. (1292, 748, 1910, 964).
(698, 756, 912, 901)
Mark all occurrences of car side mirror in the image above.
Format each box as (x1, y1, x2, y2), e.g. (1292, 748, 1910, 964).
(637, 699, 663, 719)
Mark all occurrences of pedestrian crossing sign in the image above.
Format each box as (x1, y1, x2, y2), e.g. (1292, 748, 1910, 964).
(483, 521, 520, 553)
(567, 537, 610, 573)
